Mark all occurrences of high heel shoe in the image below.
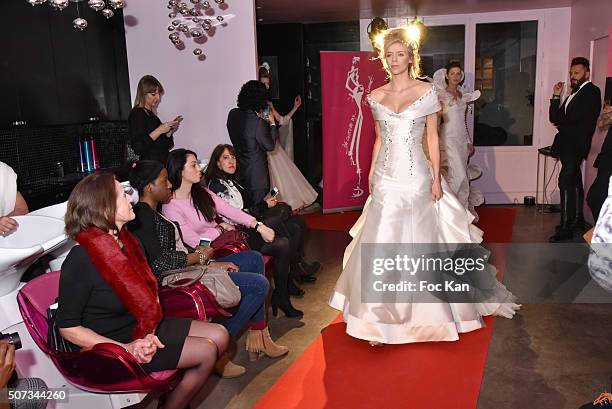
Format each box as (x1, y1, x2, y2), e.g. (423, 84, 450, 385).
(246, 326, 289, 362)
(291, 263, 317, 284)
(288, 279, 305, 298)
(300, 260, 321, 276)
(271, 291, 303, 318)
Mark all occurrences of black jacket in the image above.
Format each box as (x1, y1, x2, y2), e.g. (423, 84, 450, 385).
(594, 127, 612, 170)
(207, 177, 268, 217)
(128, 107, 174, 163)
(128, 202, 188, 279)
(549, 82, 601, 160)
(226, 108, 277, 204)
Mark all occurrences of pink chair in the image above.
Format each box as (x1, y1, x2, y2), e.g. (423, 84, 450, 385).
(160, 280, 232, 320)
(17, 272, 184, 393)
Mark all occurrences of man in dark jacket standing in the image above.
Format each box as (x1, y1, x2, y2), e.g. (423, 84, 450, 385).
(227, 80, 278, 207)
(549, 57, 601, 242)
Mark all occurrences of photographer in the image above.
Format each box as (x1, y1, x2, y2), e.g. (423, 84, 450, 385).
(0, 342, 16, 409)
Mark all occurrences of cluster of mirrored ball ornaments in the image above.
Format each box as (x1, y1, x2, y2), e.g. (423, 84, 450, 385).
(167, 0, 226, 58)
(25, 0, 124, 30)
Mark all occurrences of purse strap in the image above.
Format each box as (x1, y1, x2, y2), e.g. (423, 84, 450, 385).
(161, 265, 206, 288)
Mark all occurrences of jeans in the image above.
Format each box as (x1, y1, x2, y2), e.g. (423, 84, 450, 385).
(217, 251, 268, 337)
(218, 250, 265, 275)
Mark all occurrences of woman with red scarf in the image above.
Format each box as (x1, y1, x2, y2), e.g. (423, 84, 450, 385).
(56, 173, 228, 409)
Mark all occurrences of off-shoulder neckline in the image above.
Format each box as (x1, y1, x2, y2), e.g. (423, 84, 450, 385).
(366, 86, 436, 115)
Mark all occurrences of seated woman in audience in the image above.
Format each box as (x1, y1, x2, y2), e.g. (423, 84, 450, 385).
(0, 161, 29, 236)
(204, 144, 320, 285)
(56, 172, 228, 409)
(164, 149, 304, 318)
(128, 75, 183, 163)
(128, 161, 287, 375)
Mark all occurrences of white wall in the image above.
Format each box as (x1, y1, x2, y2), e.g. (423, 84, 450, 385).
(360, 8, 572, 204)
(123, 0, 257, 159)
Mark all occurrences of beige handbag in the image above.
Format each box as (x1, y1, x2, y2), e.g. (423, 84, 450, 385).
(161, 265, 242, 308)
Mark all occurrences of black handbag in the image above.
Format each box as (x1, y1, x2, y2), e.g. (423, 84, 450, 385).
(47, 304, 79, 353)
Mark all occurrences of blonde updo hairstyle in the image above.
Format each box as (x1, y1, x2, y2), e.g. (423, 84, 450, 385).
(374, 27, 422, 80)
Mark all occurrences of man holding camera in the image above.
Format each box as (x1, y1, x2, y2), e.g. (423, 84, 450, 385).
(549, 57, 601, 242)
(0, 342, 16, 409)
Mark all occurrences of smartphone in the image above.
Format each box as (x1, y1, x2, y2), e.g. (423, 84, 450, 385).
(199, 237, 212, 248)
(270, 187, 279, 198)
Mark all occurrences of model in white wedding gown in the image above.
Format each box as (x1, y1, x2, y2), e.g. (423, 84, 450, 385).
(434, 69, 485, 221)
(268, 119, 318, 211)
(328, 86, 519, 344)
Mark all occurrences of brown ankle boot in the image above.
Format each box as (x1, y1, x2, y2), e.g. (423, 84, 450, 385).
(245, 326, 289, 362)
(215, 352, 246, 378)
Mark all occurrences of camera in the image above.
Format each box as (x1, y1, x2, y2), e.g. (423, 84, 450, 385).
(1, 331, 22, 350)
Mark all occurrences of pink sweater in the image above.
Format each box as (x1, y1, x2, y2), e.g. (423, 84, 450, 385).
(162, 189, 256, 248)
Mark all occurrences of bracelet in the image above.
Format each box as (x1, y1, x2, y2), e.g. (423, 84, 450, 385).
(195, 250, 205, 265)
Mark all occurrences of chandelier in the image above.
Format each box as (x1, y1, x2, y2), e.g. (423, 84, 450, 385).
(166, 0, 228, 59)
(25, 0, 124, 30)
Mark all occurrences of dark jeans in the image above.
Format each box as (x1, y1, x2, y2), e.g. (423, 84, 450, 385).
(218, 250, 265, 275)
(217, 251, 268, 337)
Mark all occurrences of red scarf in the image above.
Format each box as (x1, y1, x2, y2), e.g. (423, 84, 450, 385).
(76, 227, 162, 340)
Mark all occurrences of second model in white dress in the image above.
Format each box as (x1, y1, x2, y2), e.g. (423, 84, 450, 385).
(434, 69, 484, 220)
(267, 115, 318, 211)
(328, 86, 518, 344)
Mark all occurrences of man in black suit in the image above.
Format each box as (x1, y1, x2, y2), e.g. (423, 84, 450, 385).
(549, 57, 601, 242)
(587, 105, 612, 221)
(227, 80, 278, 207)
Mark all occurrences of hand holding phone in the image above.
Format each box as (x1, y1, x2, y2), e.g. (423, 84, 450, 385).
(270, 187, 279, 198)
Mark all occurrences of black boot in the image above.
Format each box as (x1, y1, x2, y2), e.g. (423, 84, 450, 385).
(271, 290, 303, 318)
(270, 262, 303, 318)
(300, 260, 321, 276)
(571, 185, 589, 231)
(549, 189, 574, 242)
(288, 278, 305, 298)
(291, 262, 317, 283)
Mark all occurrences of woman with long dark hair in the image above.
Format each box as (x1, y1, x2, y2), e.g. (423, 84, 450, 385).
(128, 160, 287, 376)
(56, 172, 228, 409)
(203, 144, 319, 285)
(162, 149, 303, 318)
(163, 149, 304, 318)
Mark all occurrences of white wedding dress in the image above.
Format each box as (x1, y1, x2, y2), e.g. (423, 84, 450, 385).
(268, 136, 318, 211)
(328, 86, 518, 344)
(434, 69, 484, 221)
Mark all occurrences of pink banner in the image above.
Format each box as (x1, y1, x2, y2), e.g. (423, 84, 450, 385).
(321, 51, 387, 213)
(608, 28, 612, 76)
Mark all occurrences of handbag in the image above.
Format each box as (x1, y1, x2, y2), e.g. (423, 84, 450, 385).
(211, 229, 250, 251)
(47, 303, 79, 353)
(161, 265, 241, 308)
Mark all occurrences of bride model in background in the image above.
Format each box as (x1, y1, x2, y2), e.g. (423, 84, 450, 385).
(434, 62, 484, 220)
(259, 66, 318, 211)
